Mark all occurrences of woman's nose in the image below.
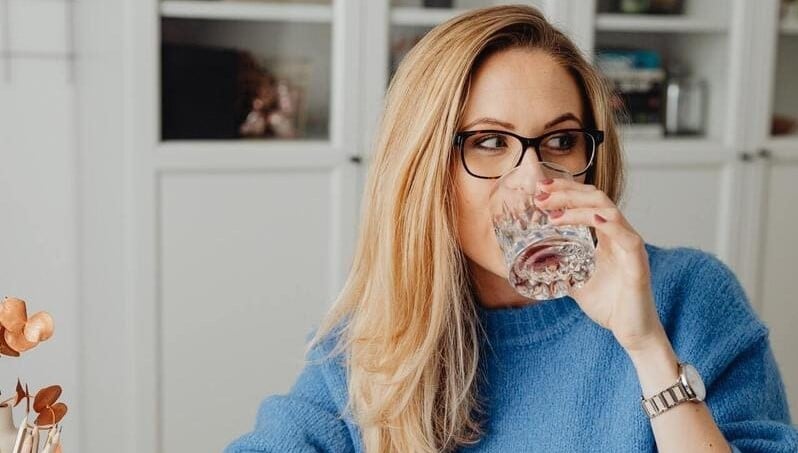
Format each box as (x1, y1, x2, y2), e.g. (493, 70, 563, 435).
(519, 144, 541, 167)
(510, 146, 546, 192)
(518, 147, 545, 183)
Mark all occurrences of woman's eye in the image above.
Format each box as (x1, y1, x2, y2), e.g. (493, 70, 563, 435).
(544, 133, 576, 151)
(475, 135, 508, 149)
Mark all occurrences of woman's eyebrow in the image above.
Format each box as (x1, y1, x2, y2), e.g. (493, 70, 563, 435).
(461, 117, 515, 130)
(545, 113, 583, 129)
(461, 113, 583, 131)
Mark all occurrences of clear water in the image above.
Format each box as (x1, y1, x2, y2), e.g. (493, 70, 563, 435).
(493, 202, 596, 300)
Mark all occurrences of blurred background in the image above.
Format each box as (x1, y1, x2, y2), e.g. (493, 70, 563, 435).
(1, 0, 797, 451)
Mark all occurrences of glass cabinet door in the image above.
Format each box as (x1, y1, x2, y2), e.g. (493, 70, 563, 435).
(771, 4, 798, 140)
(593, 0, 731, 145)
(388, 1, 546, 82)
(757, 0, 798, 417)
(160, 0, 334, 141)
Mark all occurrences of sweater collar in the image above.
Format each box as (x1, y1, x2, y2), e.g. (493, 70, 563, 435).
(474, 295, 587, 347)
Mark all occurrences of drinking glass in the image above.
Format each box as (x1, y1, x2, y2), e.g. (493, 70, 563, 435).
(490, 161, 596, 300)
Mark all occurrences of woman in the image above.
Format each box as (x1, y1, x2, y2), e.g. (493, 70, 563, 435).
(226, 5, 797, 452)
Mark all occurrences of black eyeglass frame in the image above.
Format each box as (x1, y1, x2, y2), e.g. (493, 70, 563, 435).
(453, 128, 605, 179)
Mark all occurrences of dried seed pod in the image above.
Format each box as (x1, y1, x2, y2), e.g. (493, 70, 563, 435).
(0, 327, 21, 357)
(0, 297, 28, 332)
(4, 329, 36, 353)
(35, 402, 68, 426)
(24, 312, 54, 343)
(34, 386, 62, 413)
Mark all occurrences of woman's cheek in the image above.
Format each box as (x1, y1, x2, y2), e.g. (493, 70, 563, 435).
(455, 173, 507, 278)
(461, 208, 508, 279)
(485, 223, 509, 278)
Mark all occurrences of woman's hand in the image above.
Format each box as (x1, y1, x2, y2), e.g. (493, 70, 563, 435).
(532, 177, 665, 354)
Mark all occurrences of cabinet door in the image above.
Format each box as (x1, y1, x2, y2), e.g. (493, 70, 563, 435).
(757, 149, 798, 415)
(134, 2, 360, 452)
(621, 152, 739, 262)
(158, 161, 357, 453)
(747, 0, 798, 416)
(585, 0, 749, 266)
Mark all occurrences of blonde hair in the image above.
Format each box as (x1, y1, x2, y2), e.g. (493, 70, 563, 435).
(308, 5, 626, 452)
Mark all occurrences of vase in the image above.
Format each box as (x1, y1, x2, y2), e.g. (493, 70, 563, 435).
(0, 404, 18, 453)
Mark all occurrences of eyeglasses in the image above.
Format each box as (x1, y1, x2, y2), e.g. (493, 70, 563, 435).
(453, 128, 604, 179)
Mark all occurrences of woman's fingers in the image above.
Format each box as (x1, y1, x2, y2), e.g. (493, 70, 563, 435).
(537, 178, 596, 193)
(535, 187, 611, 210)
(533, 179, 643, 253)
(548, 207, 642, 253)
(547, 206, 617, 225)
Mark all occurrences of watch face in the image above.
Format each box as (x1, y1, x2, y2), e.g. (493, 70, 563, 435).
(682, 363, 706, 401)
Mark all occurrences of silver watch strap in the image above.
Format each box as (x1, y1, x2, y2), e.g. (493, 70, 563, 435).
(640, 381, 693, 418)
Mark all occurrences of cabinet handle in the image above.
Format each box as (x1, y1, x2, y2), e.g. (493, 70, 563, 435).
(739, 152, 754, 162)
(349, 155, 363, 164)
(757, 149, 772, 160)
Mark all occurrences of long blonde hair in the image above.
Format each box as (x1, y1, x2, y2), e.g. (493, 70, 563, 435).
(308, 5, 625, 452)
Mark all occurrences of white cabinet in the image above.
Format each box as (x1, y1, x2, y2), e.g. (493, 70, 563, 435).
(581, 0, 752, 269)
(621, 152, 741, 258)
(74, 1, 798, 452)
(756, 146, 798, 414)
(605, 0, 798, 416)
(158, 170, 353, 453)
(78, 1, 361, 451)
(746, 0, 798, 415)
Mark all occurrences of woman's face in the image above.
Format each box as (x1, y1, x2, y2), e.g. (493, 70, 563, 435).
(454, 48, 588, 306)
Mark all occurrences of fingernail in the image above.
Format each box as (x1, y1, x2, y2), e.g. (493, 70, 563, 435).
(594, 214, 607, 224)
(541, 178, 554, 185)
(549, 210, 564, 219)
(534, 191, 549, 201)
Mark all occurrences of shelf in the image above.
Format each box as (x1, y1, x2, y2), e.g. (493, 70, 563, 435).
(624, 137, 721, 152)
(621, 137, 730, 165)
(160, 1, 333, 23)
(765, 135, 798, 152)
(390, 6, 466, 27)
(596, 13, 727, 33)
(158, 139, 332, 152)
(155, 140, 341, 170)
(781, 17, 798, 35)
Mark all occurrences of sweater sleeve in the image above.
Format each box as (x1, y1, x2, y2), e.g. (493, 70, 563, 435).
(708, 332, 798, 452)
(223, 332, 356, 453)
(666, 250, 798, 452)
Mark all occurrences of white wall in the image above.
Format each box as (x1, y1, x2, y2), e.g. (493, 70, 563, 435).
(0, 0, 80, 450)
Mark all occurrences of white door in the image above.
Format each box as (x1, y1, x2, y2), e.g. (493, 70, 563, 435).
(755, 147, 798, 414)
(151, 2, 363, 449)
(156, 154, 359, 452)
(621, 150, 741, 261)
(744, 0, 798, 415)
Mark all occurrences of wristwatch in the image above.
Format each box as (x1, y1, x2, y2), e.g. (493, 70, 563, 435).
(640, 362, 706, 419)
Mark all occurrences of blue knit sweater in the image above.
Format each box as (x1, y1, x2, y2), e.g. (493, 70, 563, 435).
(225, 243, 798, 452)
